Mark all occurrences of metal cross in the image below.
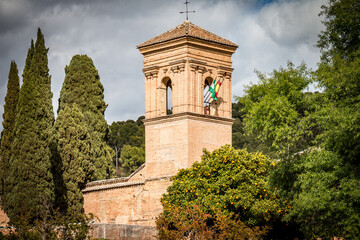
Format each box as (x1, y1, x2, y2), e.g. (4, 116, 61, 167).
(180, 0, 195, 21)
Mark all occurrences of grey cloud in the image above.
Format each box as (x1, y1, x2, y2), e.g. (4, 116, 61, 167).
(257, 0, 326, 47)
(0, 0, 325, 131)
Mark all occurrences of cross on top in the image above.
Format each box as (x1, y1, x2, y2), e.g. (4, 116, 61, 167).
(180, 0, 196, 21)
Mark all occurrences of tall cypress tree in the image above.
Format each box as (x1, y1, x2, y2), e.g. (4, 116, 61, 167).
(7, 28, 55, 226)
(55, 104, 91, 214)
(58, 55, 114, 181)
(0, 61, 20, 211)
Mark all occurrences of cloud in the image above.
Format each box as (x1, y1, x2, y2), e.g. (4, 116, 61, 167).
(257, 0, 325, 47)
(0, 0, 327, 130)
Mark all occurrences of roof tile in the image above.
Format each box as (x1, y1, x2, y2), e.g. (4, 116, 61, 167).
(137, 21, 238, 48)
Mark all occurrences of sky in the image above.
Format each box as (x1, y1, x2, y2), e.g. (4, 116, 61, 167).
(0, 0, 327, 126)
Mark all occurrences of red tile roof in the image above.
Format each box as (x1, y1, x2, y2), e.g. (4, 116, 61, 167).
(137, 21, 238, 48)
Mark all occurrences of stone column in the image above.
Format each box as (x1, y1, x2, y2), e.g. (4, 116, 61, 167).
(197, 67, 206, 114)
(225, 75, 232, 118)
(190, 66, 196, 112)
(144, 73, 152, 119)
(170, 67, 179, 114)
(150, 71, 158, 118)
(179, 64, 186, 112)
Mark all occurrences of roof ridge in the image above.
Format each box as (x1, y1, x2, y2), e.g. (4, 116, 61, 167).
(137, 21, 237, 48)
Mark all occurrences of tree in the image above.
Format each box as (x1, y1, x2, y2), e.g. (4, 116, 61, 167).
(0, 61, 20, 211)
(232, 101, 275, 158)
(120, 145, 145, 174)
(159, 146, 300, 239)
(317, 0, 360, 60)
(279, 149, 360, 239)
(157, 204, 268, 240)
(315, 50, 360, 166)
(108, 117, 145, 175)
(243, 62, 318, 158)
(57, 54, 115, 181)
(55, 104, 91, 215)
(7, 28, 55, 227)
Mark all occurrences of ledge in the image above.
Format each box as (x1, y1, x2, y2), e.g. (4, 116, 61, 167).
(83, 163, 145, 189)
(82, 181, 145, 193)
(145, 175, 173, 182)
(143, 112, 234, 126)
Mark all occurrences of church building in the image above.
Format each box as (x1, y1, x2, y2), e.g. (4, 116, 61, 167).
(82, 20, 237, 239)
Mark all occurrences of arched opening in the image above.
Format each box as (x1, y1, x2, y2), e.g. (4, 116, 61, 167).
(203, 78, 212, 115)
(166, 79, 172, 115)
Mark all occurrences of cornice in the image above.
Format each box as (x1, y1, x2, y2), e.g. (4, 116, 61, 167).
(143, 112, 234, 126)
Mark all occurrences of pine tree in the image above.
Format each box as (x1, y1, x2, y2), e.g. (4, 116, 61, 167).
(0, 61, 20, 211)
(58, 55, 114, 181)
(55, 104, 91, 214)
(7, 28, 55, 226)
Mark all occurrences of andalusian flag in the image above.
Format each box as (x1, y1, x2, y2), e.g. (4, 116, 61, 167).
(208, 77, 223, 101)
(208, 77, 217, 101)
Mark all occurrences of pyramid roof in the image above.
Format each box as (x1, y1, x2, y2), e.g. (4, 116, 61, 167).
(137, 21, 238, 48)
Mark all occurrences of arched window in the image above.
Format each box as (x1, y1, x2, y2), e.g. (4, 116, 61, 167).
(204, 78, 212, 115)
(166, 79, 172, 115)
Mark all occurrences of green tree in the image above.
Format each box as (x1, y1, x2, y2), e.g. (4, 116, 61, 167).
(55, 104, 91, 215)
(280, 149, 360, 239)
(317, 0, 360, 60)
(7, 28, 55, 227)
(232, 101, 275, 158)
(108, 117, 145, 175)
(120, 145, 145, 174)
(0, 61, 20, 211)
(159, 146, 299, 239)
(315, 50, 360, 166)
(243, 62, 318, 158)
(58, 54, 114, 181)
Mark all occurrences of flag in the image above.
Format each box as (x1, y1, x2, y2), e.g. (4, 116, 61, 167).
(214, 79, 223, 99)
(205, 78, 217, 102)
(207, 77, 223, 101)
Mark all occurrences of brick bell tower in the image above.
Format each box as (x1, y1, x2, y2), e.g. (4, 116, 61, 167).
(138, 21, 238, 180)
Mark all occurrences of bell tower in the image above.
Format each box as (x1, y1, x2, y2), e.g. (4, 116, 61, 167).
(138, 21, 237, 179)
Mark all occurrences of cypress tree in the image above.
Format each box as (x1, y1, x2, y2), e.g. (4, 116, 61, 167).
(0, 61, 20, 211)
(58, 55, 114, 181)
(55, 104, 91, 214)
(7, 28, 55, 225)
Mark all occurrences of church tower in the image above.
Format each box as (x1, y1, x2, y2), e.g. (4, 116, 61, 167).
(82, 22, 238, 233)
(138, 21, 238, 179)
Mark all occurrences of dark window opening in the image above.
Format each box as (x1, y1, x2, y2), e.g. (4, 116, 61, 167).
(166, 80, 172, 115)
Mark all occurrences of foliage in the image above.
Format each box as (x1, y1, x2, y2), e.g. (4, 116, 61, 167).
(159, 146, 300, 238)
(0, 61, 20, 211)
(57, 54, 115, 181)
(315, 49, 360, 166)
(108, 117, 145, 176)
(0, 211, 94, 240)
(317, 0, 360, 60)
(7, 28, 55, 227)
(120, 145, 145, 173)
(243, 62, 318, 158)
(271, 149, 360, 239)
(232, 101, 275, 158)
(55, 104, 91, 214)
(156, 204, 268, 240)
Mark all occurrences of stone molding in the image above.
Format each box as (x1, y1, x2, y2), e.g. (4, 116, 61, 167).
(143, 112, 234, 126)
(84, 164, 145, 188)
(145, 175, 173, 182)
(169, 59, 187, 66)
(82, 181, 145, 193)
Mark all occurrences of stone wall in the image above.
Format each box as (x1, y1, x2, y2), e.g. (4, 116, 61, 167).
(144, 112, 233, 179)
(0, 207, 8, 227)
(83, 165, 172, 227)
(90, 224, 157, 240)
